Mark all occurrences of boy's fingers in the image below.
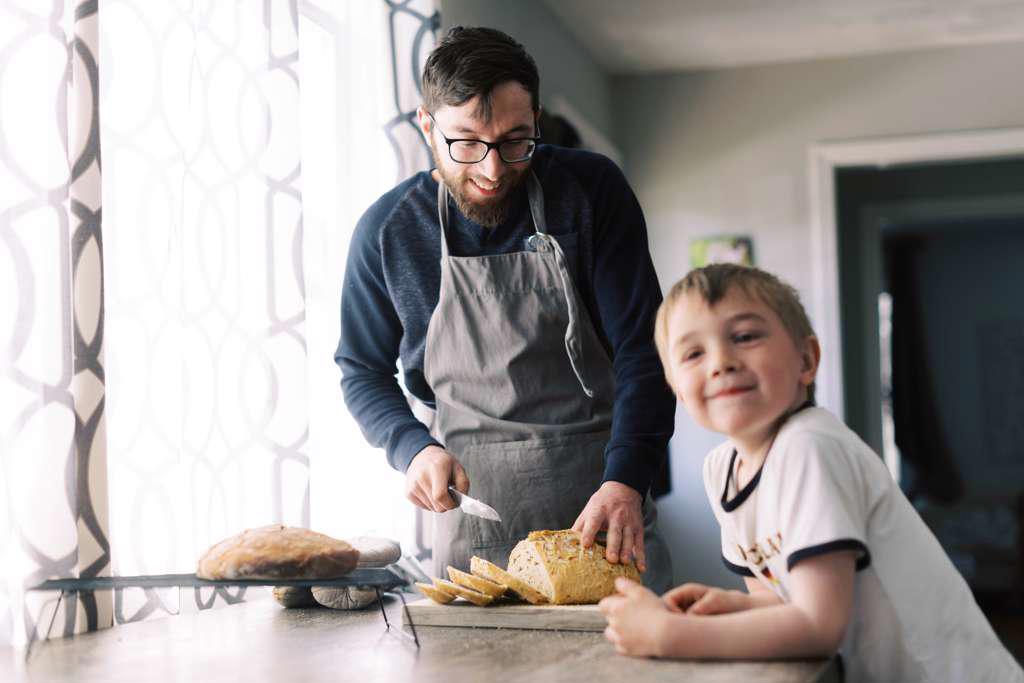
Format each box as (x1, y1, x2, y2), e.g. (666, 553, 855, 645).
(663, 583, 706, 609)
(690, 591, 727, 615)
(614, 577, 644, 596)
(598, 595, 622, 614)
(688, 594, 714, 614)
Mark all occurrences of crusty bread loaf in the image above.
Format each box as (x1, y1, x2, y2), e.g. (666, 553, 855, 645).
(272, 586, 318, 607)
(470, 556, 548, 604)
(312, 586, 378, 610)
(416, 581, 455, 604)
(447, 566, 507, 598)
(506, 529, 640, 605)
(308, 537, 401, 610)
(432, 577, 494, 606)
(197, 525, 359, 580)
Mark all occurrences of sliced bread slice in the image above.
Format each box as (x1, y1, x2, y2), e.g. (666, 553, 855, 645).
(432, 577, 494, 606)
(415, 581, 455, 604)
(447, 566, 507, 598)
(470, 555, 547, 604)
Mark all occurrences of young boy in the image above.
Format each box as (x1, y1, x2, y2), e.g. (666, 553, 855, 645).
(598, 263, 1023, 682)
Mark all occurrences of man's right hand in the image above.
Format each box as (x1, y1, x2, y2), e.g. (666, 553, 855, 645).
(404, 445, 470, 512)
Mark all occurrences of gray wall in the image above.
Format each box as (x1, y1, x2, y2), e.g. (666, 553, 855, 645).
(438, 0, 614, 142)
(614, 41, 1024, 588)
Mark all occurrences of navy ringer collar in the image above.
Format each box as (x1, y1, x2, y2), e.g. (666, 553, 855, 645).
(720, 400, 814, 513)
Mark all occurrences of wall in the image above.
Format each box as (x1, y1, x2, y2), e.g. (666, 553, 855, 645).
(614, 41, 1024, 587)
(438, 0, 614, 145)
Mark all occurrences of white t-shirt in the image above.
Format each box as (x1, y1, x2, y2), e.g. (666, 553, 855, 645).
(702, 406, 1022, 683)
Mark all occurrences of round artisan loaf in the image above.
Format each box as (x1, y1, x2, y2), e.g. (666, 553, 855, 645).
(507, 529, 640, 605)
(272, 586, 318, 607)
(308, 537, 402, 611)
(197, 524, 359, 580)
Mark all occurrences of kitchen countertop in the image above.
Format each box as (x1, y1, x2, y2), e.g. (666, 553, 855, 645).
(3, 593, 840, 683)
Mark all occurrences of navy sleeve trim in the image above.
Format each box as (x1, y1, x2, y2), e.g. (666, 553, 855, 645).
(722, 555, 755, 577)
(786, 539, 871, 572)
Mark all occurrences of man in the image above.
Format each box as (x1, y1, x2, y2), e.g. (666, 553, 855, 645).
(336, 26, 674, 592)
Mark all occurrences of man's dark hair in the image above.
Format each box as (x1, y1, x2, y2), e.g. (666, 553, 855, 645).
(422, 26, 540, 121)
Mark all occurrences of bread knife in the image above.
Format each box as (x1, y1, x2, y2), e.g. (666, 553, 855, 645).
(448, 486, 502, 523)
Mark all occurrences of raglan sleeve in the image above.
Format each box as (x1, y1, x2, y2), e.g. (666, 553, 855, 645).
(772, 432, 872, 572)
(588, 156, 676, 496)
(334, 203, 440, 473)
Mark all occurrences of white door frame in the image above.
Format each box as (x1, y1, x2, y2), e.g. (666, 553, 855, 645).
(807, 127, 1024, 418)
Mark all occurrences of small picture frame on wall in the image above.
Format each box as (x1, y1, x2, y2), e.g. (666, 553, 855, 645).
(689, 235, 755, 268)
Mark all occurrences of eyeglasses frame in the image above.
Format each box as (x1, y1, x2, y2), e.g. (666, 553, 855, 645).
(427, 111, 541, 165)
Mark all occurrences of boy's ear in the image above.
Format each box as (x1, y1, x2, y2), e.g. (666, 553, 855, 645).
(799, 335, 821, 387)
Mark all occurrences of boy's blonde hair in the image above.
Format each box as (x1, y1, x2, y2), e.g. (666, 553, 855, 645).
(654, 263, 817, 402)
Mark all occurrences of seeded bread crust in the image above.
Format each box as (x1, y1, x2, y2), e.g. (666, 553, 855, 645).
(197, 525, 359, 580)
(507, 529, 640, 604)
(470, 556, 548, 604)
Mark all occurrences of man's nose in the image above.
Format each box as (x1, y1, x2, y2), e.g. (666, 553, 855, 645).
(477, 146, 505, 180)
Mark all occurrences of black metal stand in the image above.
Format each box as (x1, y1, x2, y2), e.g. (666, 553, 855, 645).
(375, 587, 420, 648)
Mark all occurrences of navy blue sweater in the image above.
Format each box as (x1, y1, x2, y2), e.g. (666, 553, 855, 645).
(335, 145, 675, 495)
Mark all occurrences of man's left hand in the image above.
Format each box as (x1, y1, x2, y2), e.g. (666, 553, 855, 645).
(572, 481, 646, 571)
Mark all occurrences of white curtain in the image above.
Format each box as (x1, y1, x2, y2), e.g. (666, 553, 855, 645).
(0, 0, 437, 648)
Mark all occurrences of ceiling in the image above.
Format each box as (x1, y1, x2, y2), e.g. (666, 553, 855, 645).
(539, 0, 1024, 74)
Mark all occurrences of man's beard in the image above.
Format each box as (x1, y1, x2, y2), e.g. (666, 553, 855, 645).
(430, 140, 528, 227)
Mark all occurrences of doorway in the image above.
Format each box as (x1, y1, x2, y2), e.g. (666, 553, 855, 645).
(835, 156, 1024, 660)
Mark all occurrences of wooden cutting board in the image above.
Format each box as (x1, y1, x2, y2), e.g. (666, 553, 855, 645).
(402, 598, 607, 632)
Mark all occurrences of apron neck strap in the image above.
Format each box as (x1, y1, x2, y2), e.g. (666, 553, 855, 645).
(436, 178, 451, 259)
(435, 171, 549, 257)
(526, 172, 548, 238)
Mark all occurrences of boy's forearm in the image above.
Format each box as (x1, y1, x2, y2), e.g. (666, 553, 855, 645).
(746, 589, 784, 610)
(657, 604, 836, 660)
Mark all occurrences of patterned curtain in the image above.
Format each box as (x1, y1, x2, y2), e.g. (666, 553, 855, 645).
(0, 0, 438, 648)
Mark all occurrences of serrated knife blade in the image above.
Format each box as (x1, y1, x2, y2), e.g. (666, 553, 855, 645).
(448, 486, 502, 523)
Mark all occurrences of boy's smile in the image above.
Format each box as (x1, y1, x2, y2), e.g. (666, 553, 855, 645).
(665, 286, 819, 459)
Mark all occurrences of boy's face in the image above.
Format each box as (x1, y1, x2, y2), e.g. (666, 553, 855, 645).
(664, 287, 819, 446)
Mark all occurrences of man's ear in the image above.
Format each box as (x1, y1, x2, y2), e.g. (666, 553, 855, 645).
(416, 106, 432, 141)
(799, 335, 821, 387)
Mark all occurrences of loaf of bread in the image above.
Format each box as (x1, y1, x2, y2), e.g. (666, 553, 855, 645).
(506, 529, 640, 605)
(197, 525, 359, 580)
(309, 536, 402, 610)
(272, 586, 318, 607)
(470, 556, 547, 604)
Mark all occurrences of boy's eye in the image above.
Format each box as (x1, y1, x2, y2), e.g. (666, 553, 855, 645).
(733, 330, 763, 344)
(682, 349, 703, 361)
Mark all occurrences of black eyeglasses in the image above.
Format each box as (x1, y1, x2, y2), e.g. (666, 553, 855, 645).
(428, 112, 540, 164)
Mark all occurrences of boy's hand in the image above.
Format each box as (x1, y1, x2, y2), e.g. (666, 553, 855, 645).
(662, 583, 752, 615)
(599, 577, 670, 657)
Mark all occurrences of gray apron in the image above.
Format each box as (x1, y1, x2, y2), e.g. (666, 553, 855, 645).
(422, 172, 671, 594)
